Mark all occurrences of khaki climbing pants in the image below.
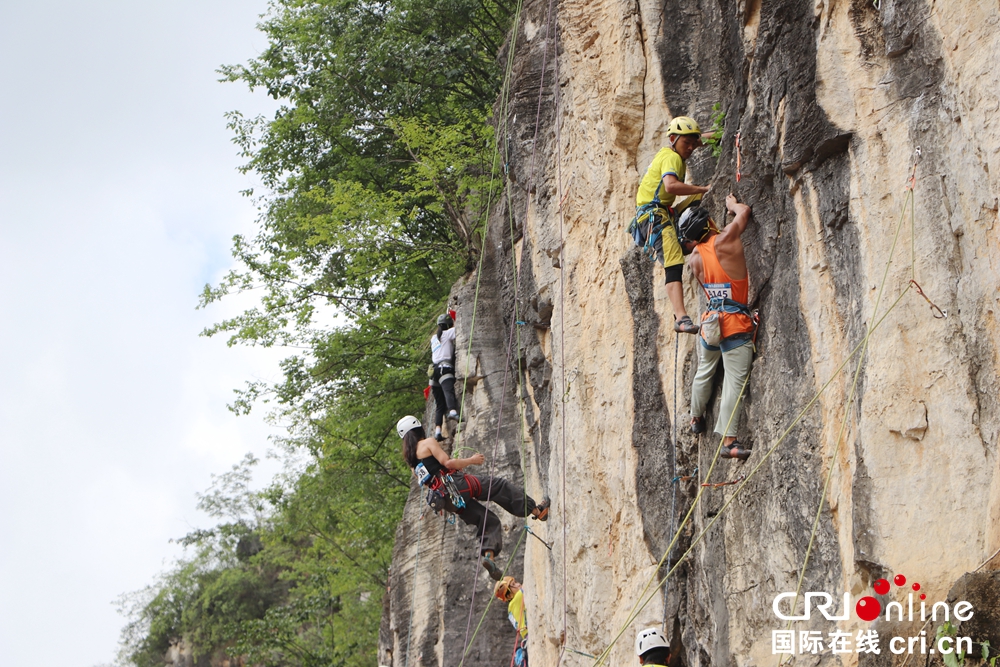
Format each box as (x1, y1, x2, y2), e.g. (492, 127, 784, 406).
(690, 339, 754, 437)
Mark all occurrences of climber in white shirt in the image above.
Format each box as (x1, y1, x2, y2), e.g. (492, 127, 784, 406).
(429, 311, 460, 440)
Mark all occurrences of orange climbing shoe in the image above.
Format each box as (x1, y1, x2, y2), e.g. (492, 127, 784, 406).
(720, 441, 751, 461)
(674, 315, 700, 334)
(532, 497, 551, 521)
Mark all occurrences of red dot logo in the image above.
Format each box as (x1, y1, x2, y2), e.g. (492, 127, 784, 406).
(912, 583, 920, 591)
(874, 578, 890, 595)
(856, 596, 881, 621)
(894, 574, 907, 586)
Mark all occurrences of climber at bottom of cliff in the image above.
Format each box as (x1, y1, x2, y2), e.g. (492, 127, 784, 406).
(396, 415, 550, 581)
(635, 627, 671, 666)
(681, 194, 757, 461)
(494, 576, 528, 666)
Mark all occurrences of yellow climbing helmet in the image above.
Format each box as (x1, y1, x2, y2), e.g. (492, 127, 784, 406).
(667, 116, 702, 136)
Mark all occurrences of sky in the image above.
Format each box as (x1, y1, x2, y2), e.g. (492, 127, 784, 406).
(0, 2, 289, 665)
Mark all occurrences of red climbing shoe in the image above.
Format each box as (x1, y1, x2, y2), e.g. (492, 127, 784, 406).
(674, 315, 700, 334)
(691, 416, 705, 434)
(720, 441, 751, 461)
(532, 497, 551, 522)
(481, 552, 503, 581)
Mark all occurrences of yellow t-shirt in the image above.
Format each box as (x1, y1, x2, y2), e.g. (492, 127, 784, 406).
(508, 590, 527, 639)
(635, 146, 686, 208)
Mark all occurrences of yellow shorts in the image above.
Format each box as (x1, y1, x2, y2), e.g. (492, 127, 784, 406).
(660, 221, 684, 269)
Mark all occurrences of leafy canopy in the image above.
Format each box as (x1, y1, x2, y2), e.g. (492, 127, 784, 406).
(117, 0, 513, 665)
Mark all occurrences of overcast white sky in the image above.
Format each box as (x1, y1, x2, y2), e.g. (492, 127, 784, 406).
(0, 2, 290, 665)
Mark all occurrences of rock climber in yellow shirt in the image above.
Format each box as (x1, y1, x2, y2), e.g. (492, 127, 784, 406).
(634, 116, 712, 334)
(495, 576, 528, 666)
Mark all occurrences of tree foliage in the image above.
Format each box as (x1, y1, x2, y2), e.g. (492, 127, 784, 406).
(117, 0, 512, 664)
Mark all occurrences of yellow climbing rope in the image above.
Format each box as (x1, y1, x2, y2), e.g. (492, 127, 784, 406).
(592, 156, 935, 666)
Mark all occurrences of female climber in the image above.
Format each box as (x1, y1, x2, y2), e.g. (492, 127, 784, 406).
(397, 415, 550, 581)
(429, 311, 459, 441)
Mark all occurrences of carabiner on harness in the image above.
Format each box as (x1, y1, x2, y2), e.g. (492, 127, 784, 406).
(443, 474, 466, 509)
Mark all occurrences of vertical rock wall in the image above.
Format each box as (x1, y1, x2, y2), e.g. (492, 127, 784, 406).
(380, 0, 1000, 665)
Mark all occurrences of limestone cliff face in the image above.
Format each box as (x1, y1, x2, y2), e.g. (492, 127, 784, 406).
(380, 1, 1000, 665)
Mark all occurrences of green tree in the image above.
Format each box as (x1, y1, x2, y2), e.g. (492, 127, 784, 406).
(118, 0, 513, 664)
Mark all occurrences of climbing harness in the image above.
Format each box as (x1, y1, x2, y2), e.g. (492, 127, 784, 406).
(699, 292, 755, 347)
(595, 154, 943, 667)
(628, 197, 675, 265)
(457, 1, 555, 659)
(415, 462, 467, 511)
(509, 628, 526, 667)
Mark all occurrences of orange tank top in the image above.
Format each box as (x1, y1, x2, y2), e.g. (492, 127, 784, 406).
(699, 236, 753, 339)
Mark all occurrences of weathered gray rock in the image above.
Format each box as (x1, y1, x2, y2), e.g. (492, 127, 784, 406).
(381, 0, 1000, 665)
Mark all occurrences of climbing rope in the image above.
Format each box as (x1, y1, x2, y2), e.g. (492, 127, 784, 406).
(451, 0, 528, 450)
(593, 294, 902, 665)
(664, 332, 680, 631)
(592, 365, 754, 666)
(459, 528, 529, 663)
(552, 7, 571, 665)
(391, 0, 532, 660)
(457, 0, 568, 661)
(405, 42, 514, 667)
(403, 513, 423, 667)
(776, 164, 923, 667)
(509, 628, 520, 667)
(462, 0, 564, 658)
(592, 155, 935, 665)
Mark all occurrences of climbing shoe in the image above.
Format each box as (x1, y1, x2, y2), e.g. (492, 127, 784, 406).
(532, 497, 551, 521)
(691, 416, 706, 434)
(673, 315, 700, 334)
(435, 428, 444, 442)
(447, 409, 460, 421)
(720, 441, 751, 461)
(481, 552, 503, 581)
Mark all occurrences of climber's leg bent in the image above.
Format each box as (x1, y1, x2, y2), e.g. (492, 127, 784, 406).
(713, 340, 754, 438)
(690, 340, 721, 421)
(457, 497, 504, 557)
(468, 475, 537, 518)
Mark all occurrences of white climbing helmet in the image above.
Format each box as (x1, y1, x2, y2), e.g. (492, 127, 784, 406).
(635, 627, 670, 657)
(396, 415, 422, 438)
